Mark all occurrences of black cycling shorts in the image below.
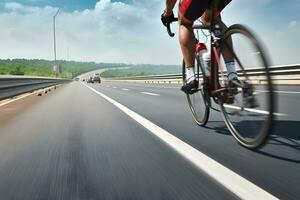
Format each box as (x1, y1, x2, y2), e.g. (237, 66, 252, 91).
(179, 0, 232, 22)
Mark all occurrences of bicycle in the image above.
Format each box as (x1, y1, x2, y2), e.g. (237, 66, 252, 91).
(162, 1, 275, 149)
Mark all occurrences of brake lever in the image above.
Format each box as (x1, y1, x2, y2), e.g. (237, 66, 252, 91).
(166, 18, 178, 37)
(167, 25, 175, 37)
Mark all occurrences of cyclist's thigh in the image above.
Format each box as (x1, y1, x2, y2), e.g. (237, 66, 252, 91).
(209, 0, 232, 14)
(179, 0, 210, 23)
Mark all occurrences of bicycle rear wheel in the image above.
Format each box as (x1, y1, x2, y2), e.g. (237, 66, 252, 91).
(217, 24, 275, 149)
(183, 58, 210, 126)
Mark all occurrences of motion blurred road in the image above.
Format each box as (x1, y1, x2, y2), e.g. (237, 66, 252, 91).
(0, 81, 299, 200)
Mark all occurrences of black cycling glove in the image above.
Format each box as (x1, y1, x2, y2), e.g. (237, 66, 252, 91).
(161, 11, 175, 27)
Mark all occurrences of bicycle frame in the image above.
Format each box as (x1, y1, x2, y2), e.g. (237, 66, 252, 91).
(163, 0, 275, 148)
(194, 26, 227, 99)
(193, 0, 230, 99)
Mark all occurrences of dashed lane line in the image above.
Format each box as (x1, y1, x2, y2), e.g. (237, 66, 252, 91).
(140, 92, 160, 96)
(83, 83, 278, 200)
(224, 104, 287, 117)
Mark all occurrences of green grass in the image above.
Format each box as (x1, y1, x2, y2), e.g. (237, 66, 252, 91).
(0, 59, 181, 79)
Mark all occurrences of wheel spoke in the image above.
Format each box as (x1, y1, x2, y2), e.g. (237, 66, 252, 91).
(183, 59, 210, 126)
(218, 25, 274, 148)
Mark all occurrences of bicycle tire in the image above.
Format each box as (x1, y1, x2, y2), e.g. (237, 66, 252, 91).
(183, 58, 210, 126)
(217, 24, 275, 149)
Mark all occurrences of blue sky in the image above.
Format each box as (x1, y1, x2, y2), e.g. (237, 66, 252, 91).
(0, 0, 299, 65)
(1, 0, 133, 11)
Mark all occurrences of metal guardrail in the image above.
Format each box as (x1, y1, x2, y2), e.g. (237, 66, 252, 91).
(107, 64, 300, 83)
(0, 76, 70, 100)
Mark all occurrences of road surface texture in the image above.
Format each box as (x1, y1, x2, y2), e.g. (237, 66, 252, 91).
(0, 81, 299, 200)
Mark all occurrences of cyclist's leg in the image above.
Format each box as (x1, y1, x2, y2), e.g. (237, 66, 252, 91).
(216, 17, 234, 65)
(179, 0, 209, 70)
(202, 0, 237, 81)
(217, 0, 237, 81)
(178, 0, 209, 91)
(178, 13, 195, 72)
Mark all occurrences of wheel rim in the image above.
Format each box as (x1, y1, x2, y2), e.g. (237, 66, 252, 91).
(183, 60, 209, 126)
(187, 86, 208, 125)
(218, 26, 274, 147)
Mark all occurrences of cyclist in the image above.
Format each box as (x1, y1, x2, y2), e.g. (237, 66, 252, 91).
(161, 0, 240, 93)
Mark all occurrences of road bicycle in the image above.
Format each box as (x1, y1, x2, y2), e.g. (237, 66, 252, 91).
(162, 1, 275, 149)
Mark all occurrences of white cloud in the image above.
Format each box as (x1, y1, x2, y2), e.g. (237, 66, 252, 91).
(288, 20, 299, 29)
(222, 1, 300, 65)
(0, 0, 299, 65)
(0, 0, 180, 64)
(4, 2, 23, 10)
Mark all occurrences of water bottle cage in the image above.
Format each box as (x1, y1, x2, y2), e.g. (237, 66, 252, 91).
(211, 25, 222, 44)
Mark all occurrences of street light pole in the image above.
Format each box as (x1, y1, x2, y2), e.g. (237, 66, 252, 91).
(53, 8, 60, 63)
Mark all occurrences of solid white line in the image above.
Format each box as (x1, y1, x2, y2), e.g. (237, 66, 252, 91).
(224, 104, 286, 117)
(122, 88, 129, 91)
(82, 83, 278, 200)
(0, 93, 33, 107)
(275, 91, 300, 94)
(140, 92, 160, 96)
(257, 90, 300, 94)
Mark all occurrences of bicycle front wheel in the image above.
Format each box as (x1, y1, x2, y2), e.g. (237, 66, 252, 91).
(218, 24, 275, 149)
(183, 59, 210, 126)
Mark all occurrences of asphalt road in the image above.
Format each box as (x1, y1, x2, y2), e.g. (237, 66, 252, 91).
(0, 81, 299, 200)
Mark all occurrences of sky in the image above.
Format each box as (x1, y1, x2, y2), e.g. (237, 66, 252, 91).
(0, 0, 299, 65)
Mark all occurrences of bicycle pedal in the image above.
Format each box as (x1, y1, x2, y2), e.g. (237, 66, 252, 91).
(224, 95, 235, 104)
(186, 89, 198, 95)
(229, 87, 238, 95)
(244, 96, 259, 108)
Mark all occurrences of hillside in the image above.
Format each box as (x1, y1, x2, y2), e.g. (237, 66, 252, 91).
(101, 64, 180, 78)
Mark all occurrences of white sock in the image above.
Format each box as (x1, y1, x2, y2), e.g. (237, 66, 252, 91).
(186, 67, 195, 83)
(226, 62, 237, 80)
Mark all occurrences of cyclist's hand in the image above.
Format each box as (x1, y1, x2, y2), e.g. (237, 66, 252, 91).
(161, 11, 175, 27)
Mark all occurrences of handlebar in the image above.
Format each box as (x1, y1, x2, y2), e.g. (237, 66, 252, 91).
(166, 18, 178, 37)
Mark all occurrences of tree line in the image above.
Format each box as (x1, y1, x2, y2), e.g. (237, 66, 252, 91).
(0, 59, 126, 78)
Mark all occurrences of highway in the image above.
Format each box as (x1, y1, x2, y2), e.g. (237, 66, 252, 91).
(0, 81, 299, 199)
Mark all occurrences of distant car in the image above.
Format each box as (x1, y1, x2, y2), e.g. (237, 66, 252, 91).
(92, 73, 101, 83)
(87, 76, 93, 83)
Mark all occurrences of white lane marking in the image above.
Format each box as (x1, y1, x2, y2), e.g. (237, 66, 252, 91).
(113, 86, 118, 89)
(131, 85, 179, 89)
(111, 83, 179, 89)
(142, 85, 179, 89)
(224, 104, 286, 117)
(257, 90, 300, 94)
(83, 83, 278, 200)
(140, 92, 160, 96)
(112, 84, 300, 94)
(0, 93, 33, 107)
(122, 88, 130, 91)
